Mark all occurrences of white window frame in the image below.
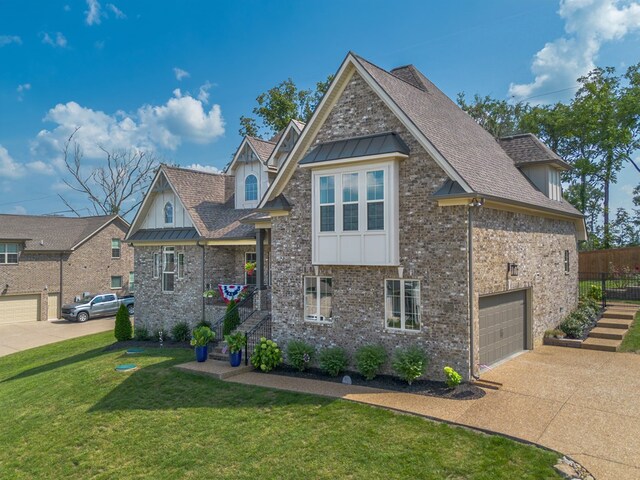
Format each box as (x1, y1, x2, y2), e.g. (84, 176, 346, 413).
(164, 202, 174, 225)
(110, 275, 123, 290)
(162, 246, 175, 293)
(342, 172, 359, 231)
(245, 174, 258, 202)
(129, 271, 135, 292)
(111, 238, 121, 259)
(0, 243, 19, 264)
(177, 252, 185, 279)
(152, 253, 160, 278)
(319, 175, 335, 232)
(384, 279, 421, 332)
(303, 276, 333, 323)
(564, 250, 570, 274)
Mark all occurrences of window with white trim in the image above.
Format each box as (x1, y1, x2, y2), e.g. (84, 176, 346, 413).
(564, 250, 570, 274)
(304, 276, 332, 322)
(385, 279, 421, 331)
(153, 253, 160, 278)
(342, 173, 358, 231)
(111, 238, 121, 258)
(164, 202, 173, 224)
(177, 252, 185, 279)
(319, 175, 335, 232)
(162, 246, 175, 292)
(0, 243, 19, 264)
(245, 175, 258, 201)
(129, 272, 135, 292)
(366, 170, 384, 230)
(111, 276, 122, 289)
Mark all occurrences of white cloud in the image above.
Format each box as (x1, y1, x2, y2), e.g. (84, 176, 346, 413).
(185, 163, 221, 174)
(42, 32, 68, 48)
(27, 160, 56, 175)
(0, 145, 24, 179)
(85, 0, 102, 25)
(11, 205, 27, 215)
(509, 0, 640, 101)
(0, 35, 22, 47)
(31, 90, 225, 168)
(173, 67, 190, 81)
(197, 81, 212, 104)
(16, 83, 31, 101)
(51, 181, 73, 192)
(106, 3, 126, 19)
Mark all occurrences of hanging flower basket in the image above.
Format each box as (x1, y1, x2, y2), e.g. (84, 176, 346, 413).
(245, 261, 256, 275)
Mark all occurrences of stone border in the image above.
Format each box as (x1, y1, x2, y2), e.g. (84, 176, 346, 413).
(543, 337, 583, 348)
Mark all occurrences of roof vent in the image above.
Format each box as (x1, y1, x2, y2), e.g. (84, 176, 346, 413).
(40, 240, 44, 246)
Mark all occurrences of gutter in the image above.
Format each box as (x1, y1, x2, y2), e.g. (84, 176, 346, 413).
(59, 253, 64, 318)
(197, 240, 205, 322)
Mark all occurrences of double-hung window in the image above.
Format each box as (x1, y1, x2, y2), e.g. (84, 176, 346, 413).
(366, 170, 384, 230)
(0, 243, 18, 264)
(385, 279, 421, 331)
(111, 239, 121, 258)
(319, 176, 335, 232)
(564, 250, 570, 274)
(162, 247, 175, 292)
(177, 252, 185, 279)
(111, 276, 122, 289)
(304, 276, 333, 322)
(129, 272, 135, 292)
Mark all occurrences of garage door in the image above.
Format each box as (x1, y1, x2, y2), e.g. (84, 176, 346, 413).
(48, 293, 59, 320)
(0, 294, 41, 324)
(479, 290, 526, 367)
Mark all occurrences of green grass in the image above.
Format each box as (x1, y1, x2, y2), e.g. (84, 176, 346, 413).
(620, 310, 640, 353)
(0, 333, 562, 479)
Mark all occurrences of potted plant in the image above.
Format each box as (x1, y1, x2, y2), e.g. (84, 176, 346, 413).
(224, 332, 247, 367)
(244, 261, 256, 275)
(190, 325, 215, 362)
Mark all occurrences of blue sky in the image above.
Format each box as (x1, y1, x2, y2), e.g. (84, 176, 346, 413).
(1, 0, 638, 218)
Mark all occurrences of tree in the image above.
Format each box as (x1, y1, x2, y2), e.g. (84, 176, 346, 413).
(240, 75, 333, 138)
(61, 128, 159, 217)
(114, 304, 133, 342)
(457, 93, 529, 138)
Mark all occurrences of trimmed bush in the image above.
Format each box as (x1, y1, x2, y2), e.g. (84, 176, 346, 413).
(392, 346, 428, 385)
(114, 304, 133, 341)
(223, 300, 241, 336)
(319, 347, 349, 377)
(171, 321, 191, 342)
(134, 324, 151, 341)
(443, 366, 462, 388)
(251, 337, 283, 372)
(355, 345, 388, 380)
(287, 340, 315, 371)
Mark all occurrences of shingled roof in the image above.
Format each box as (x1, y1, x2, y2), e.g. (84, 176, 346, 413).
(499, 133, 571, 170)
(0, 214, 124, 251)
(158, 166, 256, 240)
(246, 136, 276, 163)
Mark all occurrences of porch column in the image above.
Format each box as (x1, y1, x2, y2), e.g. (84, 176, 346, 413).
(256, 228, 266, 290)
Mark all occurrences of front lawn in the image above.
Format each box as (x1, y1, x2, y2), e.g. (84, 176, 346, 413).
(620, 310, 640, 353)
(0, 333, 562, 479)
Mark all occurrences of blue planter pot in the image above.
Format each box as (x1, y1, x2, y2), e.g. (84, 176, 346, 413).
(195, 345, 208, 362)
(229, 350, 242, 367)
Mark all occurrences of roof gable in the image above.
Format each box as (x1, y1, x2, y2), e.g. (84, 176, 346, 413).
(266, 118, 305, 167)
(499, 134, 571, 170)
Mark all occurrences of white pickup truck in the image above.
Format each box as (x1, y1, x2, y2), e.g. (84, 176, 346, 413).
(61, 293, 134, 322)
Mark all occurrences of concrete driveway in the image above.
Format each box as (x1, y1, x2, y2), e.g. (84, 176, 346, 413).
(0, 318, 115, 357)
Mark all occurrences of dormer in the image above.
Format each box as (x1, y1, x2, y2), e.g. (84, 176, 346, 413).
(499, 133, 571, 202)
(267, 119, 305, 170)
(133, 171, 194, 229)
(227, 136, 275, 209)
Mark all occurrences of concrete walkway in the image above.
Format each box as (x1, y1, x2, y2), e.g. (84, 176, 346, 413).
(0, 318, 115, 357)
(191, 346, 640, 480)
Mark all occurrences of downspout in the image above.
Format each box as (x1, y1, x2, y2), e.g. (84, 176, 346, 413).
(198, 240, 205, 322)
(59, 253, 64, 318)
(468, 198, 483, 380)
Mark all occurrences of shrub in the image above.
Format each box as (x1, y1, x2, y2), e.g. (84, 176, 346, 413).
(355, 345, 388, 380)
(134, 324, 151, 341)
(190, 326, 214, 347)
(392, 346, 428, 385)
(287, 340, 315, 371)
(223, 300, 241, 336)
(319, 347, 349, 377)
(588, 284, 603, 301)
(195, 319, 212, 329)
(560, 315, 584, 338)
(544, 329, 565, 339)
(114, 304, 133, 341)
(171, 321, 191, 342)
(443, 366, 462, 388)
(251, 337, 283, 372)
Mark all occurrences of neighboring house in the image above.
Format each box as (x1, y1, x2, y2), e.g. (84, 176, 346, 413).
(0, 214, 133, 324)
(129, 52, 585, 380)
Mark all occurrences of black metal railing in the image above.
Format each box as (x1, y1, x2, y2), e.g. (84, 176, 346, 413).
(210, 288, 259, 344)
(244, 313, 272, 366)
(579, 271, 640, 307)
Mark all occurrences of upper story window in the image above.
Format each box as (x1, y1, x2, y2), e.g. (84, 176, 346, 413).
(111, 239, 121, 258)
(0, 243, 19, 264)
(164, 202, 173, 224)
(312, 161, 399, 266)
(245, 175, 258, 201)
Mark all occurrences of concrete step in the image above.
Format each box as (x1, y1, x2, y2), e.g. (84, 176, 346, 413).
(606, 302, 639, 310)
(588, 327, 626, 340)
(175, 359, 253, 380)
(581, 337, 621, 352)
(602, 310, 635, 320)
(597, 318, 633, 329)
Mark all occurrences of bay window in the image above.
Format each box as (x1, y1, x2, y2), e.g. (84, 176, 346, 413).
(304, 276, 333, 322)
(385, 279, 421, 331)
(319, 176, 335, 232)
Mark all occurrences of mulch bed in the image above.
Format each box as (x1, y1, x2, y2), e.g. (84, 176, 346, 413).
(269, 366, 485, 400)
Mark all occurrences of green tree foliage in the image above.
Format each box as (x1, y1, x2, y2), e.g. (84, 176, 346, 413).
(240, 75, 333, 138)
(222, 300, 241, 336)
(114, 304, 133, 342)
(457, 93, 529, 138)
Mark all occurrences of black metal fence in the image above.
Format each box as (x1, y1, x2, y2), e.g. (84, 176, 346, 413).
(210, 288, 258, 343)
(244, 313, 272, 366)
(579, 271, 640, 306)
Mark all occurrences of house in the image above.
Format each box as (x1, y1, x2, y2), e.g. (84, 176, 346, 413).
(129, 52, 585, 380)
(0, 214, 133, 324)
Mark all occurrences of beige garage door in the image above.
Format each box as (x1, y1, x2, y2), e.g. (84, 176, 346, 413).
(0, 294, 41, 324)
(479, 290, 526, 367)
(48, 293, 59, 320)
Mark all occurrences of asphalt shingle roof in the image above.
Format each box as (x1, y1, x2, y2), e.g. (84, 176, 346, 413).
(353, 55, 582, 217)
(499, 133, 571, 170)
(0, 214, 120, 251)
(247, 136, 276, 163)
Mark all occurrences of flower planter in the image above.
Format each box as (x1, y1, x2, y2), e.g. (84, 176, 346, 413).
(229, 350, 242, 367)
(195, 345, 208, 362)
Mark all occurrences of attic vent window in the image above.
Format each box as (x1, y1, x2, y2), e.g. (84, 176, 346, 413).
(164, 202, 173, 224)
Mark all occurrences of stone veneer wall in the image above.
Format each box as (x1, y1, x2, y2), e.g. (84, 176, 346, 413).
(472, 207, 579, 372)
(270, 72, 471, 380)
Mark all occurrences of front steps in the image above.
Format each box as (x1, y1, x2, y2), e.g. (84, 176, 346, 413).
(581, 304, 638, 352)
(209, 310, 270, 361)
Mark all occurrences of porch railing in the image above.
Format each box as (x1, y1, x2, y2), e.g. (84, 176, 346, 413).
(210, 288, 259, 344)
(244, 313, 272, 366)
(579, 271, 640, 307)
